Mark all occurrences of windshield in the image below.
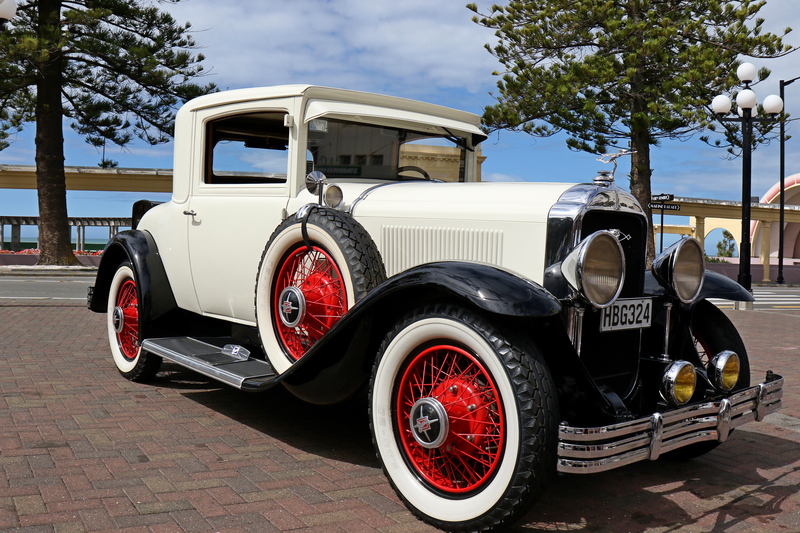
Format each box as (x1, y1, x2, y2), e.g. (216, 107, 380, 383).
(306, 118, 470, 182)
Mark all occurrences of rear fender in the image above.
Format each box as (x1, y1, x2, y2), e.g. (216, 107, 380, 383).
(89, 230, 177, 340)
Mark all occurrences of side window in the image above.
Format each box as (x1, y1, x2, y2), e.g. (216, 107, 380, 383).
(205, 111, 289, 184)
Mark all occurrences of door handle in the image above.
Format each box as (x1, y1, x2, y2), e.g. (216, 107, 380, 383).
(183, 210, 196, 216)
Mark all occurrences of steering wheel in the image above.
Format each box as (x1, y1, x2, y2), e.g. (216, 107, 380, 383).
(397, 166, 432, 181)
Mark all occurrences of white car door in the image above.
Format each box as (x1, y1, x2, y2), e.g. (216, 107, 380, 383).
(186, 102, 297, 324)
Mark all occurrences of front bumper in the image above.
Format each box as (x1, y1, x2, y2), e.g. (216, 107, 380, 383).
(557, 372, 783, 474)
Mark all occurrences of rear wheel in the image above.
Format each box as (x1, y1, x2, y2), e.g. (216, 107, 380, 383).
(370, 305, 558, 532)
(106, 262, 161, 381)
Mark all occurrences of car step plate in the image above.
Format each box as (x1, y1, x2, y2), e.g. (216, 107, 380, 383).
(141, 337, 277, 391)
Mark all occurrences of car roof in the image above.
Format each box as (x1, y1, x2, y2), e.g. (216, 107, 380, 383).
(181, 85, 483, 134)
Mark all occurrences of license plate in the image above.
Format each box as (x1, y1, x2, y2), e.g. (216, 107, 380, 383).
(600, 298, 652, 332)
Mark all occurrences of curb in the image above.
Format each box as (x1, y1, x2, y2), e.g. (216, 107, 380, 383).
(0, 265, 98, 277)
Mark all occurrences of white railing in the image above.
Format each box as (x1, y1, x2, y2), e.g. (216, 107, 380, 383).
(0, 216, 132, 252)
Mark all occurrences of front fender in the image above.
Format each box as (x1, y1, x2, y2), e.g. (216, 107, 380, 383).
(368, 261, 563, 318)
(89, 230, 177, 339)
(643, 270, 753, 303)
(278, 262, 561, 403)
(698, 270, 754, 302)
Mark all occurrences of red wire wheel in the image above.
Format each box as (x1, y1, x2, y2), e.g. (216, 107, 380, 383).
(115, 279, 140, 361)
(396, 344, 505, 494)
(274, 245, 347, 360)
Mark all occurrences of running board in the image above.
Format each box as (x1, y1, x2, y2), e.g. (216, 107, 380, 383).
(141, 337, 278, 391)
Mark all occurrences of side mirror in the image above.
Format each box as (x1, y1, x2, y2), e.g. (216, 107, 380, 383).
(305, 171, 327, 204)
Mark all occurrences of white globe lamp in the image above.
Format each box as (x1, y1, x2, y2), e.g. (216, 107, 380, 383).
(711, 95, 732, 115)
(0, 0, 16, 21)
(737, 62, 758, 84)
(763, 94, 784, 115)
(736, 89, 757, 110)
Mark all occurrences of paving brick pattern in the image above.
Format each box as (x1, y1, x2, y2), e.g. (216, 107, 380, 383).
(0, 299, 798, 532)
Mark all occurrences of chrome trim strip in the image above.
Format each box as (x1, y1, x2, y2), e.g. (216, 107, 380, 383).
(557, 373, 783, 474)
(347, 182, 404, 215)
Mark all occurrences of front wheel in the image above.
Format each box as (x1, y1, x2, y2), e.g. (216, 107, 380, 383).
(106, 262, 161, 382)
(370, 305, 558, 532)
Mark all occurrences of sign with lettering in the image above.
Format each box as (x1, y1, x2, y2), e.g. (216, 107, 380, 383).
(648, 202, 681, 211)
(651, 193, 674, 201)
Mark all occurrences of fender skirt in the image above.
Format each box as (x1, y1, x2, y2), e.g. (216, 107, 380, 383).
(89, 230, 177, 340)
(278, 261, 561, 398)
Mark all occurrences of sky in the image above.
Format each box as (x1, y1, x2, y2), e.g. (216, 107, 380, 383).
(2, 0, 800, 249)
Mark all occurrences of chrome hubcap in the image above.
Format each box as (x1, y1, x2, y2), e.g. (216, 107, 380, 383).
(278, 286, 306, 328)
(112, 306, 124, 333)
(409, 397, 449, 449)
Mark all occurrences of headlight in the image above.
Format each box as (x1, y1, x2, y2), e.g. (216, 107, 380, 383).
(652, 237, 705, 304)
(709, 351, 740, 391)
(561, 230, 625, 308)
(662, 361, 697, 405)
(324, 184, 344, 208)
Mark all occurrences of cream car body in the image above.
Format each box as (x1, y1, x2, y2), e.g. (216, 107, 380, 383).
(90, 85, 784, 533)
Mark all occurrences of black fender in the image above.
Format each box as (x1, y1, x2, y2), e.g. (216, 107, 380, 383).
(643, 269, 753, 302)
(698, 270, 754, 302)
(89, 230, 177, 340)
(278, 261, 561, 403)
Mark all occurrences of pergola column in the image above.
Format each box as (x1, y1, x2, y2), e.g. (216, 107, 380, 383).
(760, 221, 772, 282)
(694, 216, 705, 252)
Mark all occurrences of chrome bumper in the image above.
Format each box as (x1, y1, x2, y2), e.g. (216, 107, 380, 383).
(557, 373, 783, 474)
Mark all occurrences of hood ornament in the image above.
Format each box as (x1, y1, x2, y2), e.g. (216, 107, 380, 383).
(594, 149, 636, 186)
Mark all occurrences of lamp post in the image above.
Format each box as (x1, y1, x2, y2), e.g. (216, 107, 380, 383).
(778, 76, 800, 284)
(711, 63, 783, 292)
(0, 0, 16, 30)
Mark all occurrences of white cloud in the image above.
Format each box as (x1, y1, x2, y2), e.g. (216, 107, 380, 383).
(163, 0, 500, 99)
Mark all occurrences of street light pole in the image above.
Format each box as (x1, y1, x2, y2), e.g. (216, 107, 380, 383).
(778, 76, 800, 284)
(740, 105, 753, 290)
(711, 62, 783, 293)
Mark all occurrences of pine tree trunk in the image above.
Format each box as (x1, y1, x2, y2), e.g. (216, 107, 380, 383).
(34, 0, 79, 266)
(629, 132, 655, 267)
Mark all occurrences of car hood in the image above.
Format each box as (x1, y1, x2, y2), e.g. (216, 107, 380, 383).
(345, 181, 575, 223)
(316, 180, 579, 282)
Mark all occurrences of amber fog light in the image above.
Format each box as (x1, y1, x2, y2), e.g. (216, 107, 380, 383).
(709, 351, 740, 391)
(561, 231, 625, 308)
(662, 361, 697, 406)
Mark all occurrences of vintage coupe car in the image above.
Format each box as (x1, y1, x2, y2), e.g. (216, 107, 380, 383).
(88, 85, 783, 532)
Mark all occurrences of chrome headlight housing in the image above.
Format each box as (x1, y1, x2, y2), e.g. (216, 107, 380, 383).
(561, 230, 625, 308)
(662, 361, 697, 406)
(652, 237, 705, 304)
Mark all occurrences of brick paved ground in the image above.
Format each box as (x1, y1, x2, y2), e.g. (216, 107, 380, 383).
(0, 299, 798, 533)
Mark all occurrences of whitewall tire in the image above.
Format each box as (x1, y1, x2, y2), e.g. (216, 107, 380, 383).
(106, 262, 161, 381)
(370, 305, 558, 532)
